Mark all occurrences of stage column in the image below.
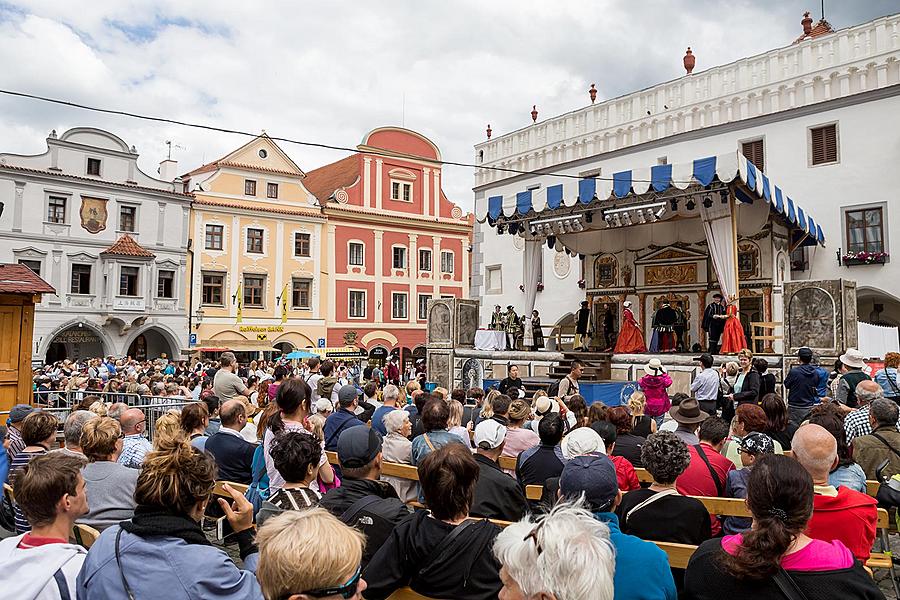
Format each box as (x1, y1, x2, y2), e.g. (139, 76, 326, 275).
(763, 286, 774, 354)
(637, 292, 647, 336)
(697, 289, 707, 349)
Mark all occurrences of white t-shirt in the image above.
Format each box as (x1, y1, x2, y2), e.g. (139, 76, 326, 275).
(306, 373, 323, 402)
(263, 420, 328, 492)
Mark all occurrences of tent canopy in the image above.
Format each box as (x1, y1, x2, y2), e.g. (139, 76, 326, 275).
(476, 151, 825, 247)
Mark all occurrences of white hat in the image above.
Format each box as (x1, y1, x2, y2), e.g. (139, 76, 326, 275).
(534, 396, 560, 418)
(644, 358, 667, 376)
(839, 348, 866, 369)
(314, 399, 333, 413)
(623, 301, 632, 308)
(474, 419, 507, 450)
(561, 427, 606, 460)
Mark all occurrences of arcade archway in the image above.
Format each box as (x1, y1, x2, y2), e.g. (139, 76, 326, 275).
(45, 324, 109, 363)
(126, 327, 178, 361)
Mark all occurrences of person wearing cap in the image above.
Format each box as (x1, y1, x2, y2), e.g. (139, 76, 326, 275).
(702, 293, 727, 354)
(784, 347, 825, 425)
(667, 397, 709, 446)
(690, 354, 720, 415)
(470, 420, 528, 522)
(639, 359, 673, 426)
(320, 427, 410, 568)
(559, 454, 677, 600)
(834, 348, 872, 409)
(6, 404, 36, 461)
(323, 385, 365, 452)
(515, 414, 567, 501)
(722, 432, 776, 534)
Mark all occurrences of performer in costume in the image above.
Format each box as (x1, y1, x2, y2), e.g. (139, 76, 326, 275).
(531, 310, 544, 351)
(602, 304, 616, 350)
(673, 304, 687, 352)
(489, 305, 504, 330)
(614, 301, 646, 353)
(649, 302, 677, 353)
(719, 297, 747, 354)
(573, 301, 593, 351)
(702, 293, 728, 354)
(505, 305, 521, 351)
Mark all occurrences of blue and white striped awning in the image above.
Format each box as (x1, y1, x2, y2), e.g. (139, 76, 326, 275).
(477, 151, 825, 247)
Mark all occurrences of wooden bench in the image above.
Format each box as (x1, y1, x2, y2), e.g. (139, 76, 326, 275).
(653, 541, 697, 569)
(387, 588, 432, 600)
(212, 480, 250, 498)
(72, 523, 101, 549)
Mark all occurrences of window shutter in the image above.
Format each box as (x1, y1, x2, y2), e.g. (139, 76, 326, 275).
(811, 125, 837, 165)
(741, 140, 765, 172)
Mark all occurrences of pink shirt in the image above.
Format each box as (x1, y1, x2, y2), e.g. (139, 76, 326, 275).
(722, 534, 854, 571)
(502, 427, 540, 458)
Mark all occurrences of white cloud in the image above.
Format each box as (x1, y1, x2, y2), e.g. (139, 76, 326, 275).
(0, 0, 895, 208)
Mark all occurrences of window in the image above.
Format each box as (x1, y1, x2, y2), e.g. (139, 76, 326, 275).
(392, 293, 408, 319)
(790, 246, 808, 272)
(205, 224, 224, 250)
(267, 183, 279, 199)
(418, 294, 431, 319)
(348, 242, 364, 266)
(485, 265, 502, 294)
(392, 246, 407, 269)
(741, 139, 765, 172)
(201, 272, 224, 305)
(656, 156, 668, 166)
(119, 266, 139, 296)
(440, 250, 454, 274)
(71, 264, 92, 294)
(47, 196, 67, 224)
(419, 248, 432, 271)
(157, 270, 175, 298)
(810, 124, 838, 165)
(243, 275, 265, 307)
(292, 278, 311, 309)
(294, 232, 311, 257)
(245, 180, 257, 196)
(86, 158, 101, 176)
(119, 205, 137, 232)
(846, 208, 884, 254)
(18, 259, 41, 276)
(349, 290, 366, 318)
(391, 181, 412, 202)
(246, 228, 264, 254)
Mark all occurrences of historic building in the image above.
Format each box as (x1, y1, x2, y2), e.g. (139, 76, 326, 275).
(303, 127, 471, 366)
(472, 12, 900, 348)
(0, 127, 191, 362)
(182, 135, 327, 358)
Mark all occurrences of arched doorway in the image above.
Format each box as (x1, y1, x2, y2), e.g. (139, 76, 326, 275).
(126, 327, 176, 361)
(368, 346, 389, 368)
(273, 341, 294, 356)
(46, 324, 107, 363)
(548, 313, 575, 351)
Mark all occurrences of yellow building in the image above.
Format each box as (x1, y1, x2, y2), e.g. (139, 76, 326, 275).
(183, 135, 327, 358)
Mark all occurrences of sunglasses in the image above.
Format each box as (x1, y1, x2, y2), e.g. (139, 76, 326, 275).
(290, 566, 362, 599)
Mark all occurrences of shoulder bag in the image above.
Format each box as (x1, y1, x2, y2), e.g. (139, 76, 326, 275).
(693, 444, 724, 496)
(625, 488, 679, 526)
(772, 567, 811, 600)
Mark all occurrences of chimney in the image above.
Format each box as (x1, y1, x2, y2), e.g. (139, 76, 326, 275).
(801, 11, 813, 35)
(158, 159, 178, 182)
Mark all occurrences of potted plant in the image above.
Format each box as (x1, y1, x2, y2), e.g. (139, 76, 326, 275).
(842, 251, 889, 266)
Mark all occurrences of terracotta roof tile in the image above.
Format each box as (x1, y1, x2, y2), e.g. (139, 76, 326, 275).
(0, 263, 55, 294)
(303, 155, 360, 202)
(794, 18, 834, 44)
(0, 164, 191, 198)
(100, 235, 156, 258)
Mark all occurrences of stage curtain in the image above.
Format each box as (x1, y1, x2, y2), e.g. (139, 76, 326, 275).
(522, 238, 542, 346)
(700, 199, 737, 300)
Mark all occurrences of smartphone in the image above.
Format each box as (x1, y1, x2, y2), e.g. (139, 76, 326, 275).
(216, 515, 235, 540)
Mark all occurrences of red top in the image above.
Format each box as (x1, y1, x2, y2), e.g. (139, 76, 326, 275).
(18, 534, 67, 549)
(807, 486, 877, 561)
(609, 454, 640, 491)
(676, 442, 736, 536)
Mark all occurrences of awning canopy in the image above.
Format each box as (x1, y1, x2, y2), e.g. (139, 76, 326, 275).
(476, 151, 825, 247)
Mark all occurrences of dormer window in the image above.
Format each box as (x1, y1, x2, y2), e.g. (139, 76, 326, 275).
(87, 158, 101, 176)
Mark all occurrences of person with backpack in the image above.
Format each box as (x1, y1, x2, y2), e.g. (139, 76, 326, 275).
(552, 360, 583, 401)
(319, 427, 410, 568)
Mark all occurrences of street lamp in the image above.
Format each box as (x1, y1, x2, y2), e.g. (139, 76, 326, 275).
(194, 308, 204, 330)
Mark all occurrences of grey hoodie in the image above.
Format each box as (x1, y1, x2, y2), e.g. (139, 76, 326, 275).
(0, 534, 86, 599)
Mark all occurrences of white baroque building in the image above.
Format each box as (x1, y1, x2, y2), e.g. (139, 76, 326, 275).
(0, 127, 192, 363)
(472, 12, 900, 345)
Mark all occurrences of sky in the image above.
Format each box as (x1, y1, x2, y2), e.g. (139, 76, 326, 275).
(0, 1, 896, 211)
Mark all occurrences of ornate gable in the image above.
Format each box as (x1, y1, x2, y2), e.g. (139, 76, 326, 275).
(634, 245, 708, 264)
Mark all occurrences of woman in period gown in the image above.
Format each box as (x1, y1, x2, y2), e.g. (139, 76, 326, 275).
(719, 298, 747, 354)
(614, 301, 647, 353)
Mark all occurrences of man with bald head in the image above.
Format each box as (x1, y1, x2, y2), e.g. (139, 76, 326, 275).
(117, 408, 152, 469)
(792, 423, 877, 561)
(204, 399, 256, 484)
(844, 379, 899, 443)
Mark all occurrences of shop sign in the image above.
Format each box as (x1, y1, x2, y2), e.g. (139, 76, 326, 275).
(54, 330, 101, 344)
(238, 325, 284, 333)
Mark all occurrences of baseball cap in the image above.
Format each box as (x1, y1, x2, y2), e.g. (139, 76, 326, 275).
(559, 454, 619, 513)
(693, 353, 713, 368)
(474, 419, 507, 449)
(561, 427, 606, 460)
(337, 426, 382, 469)
(797, 347, 814, 361)
(739, 432, 775, 456)
(337, 384, 360, 406)
(9, 404, 37, 423)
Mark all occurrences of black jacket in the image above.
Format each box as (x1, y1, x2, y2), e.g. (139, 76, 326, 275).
(732, 370, 761, 405)
(363, 510, 502, 600)
(204, 430, 256, 484)
(498, 377, 523, 395)
(320, 478, 411, 567)
(470, 454, 528, 522)
(684, 538, 884, 600)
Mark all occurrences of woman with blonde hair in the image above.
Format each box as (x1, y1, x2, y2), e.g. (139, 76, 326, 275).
(626, 391, 657, 437)
(480, 389, 501, 421)
(152, 409, 183, 450)
(78, 416, 138, 531)
(447, 400, 471, 446)
(723, 349, 761, 423)
(257, 508, 367, 600)
(88, 400, 108, 417)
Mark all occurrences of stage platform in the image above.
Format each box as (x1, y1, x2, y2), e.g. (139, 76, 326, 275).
(483, 377, 636, 406)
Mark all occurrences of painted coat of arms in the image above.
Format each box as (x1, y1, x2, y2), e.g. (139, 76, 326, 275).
(80, 197, 108, 234)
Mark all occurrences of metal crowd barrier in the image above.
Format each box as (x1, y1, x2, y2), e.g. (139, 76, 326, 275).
(31, 390, 143, 408)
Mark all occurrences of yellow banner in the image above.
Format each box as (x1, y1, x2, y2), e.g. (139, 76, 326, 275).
(280, 283, 288, 325)
(235, 282, 243, 324)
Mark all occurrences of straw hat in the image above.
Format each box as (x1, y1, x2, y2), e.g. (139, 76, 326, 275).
(643, 358, 667, 377)
(839, 348, 866, 369)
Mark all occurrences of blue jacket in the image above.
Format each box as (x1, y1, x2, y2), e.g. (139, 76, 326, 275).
(77, 525, 261, 599)
(784, 364, 821, 408)
(592, 513, 676, 600)
(723, 468, 752, 534)
(323, 409, 364, 451)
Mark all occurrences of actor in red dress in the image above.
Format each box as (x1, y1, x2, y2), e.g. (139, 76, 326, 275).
(719, 300, 747, 354)
(614, 301, 647, 353)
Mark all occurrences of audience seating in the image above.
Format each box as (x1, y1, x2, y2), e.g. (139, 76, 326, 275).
(387, 588, 433, 599)
(72, 523, 101, 549)
(3, 483, 14, 504)
(212, 480, 250, 497)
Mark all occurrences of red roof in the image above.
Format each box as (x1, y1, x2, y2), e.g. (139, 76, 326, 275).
(0, 263, 55, 294)
(302, 155, 360, 202)
(794, 18, 834, 44)
(100, 235, 156, 258)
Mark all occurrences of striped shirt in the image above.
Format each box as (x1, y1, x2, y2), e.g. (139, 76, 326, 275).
(10, 449, 47, 534)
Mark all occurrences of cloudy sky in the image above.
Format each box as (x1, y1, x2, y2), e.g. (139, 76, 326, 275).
(0, 1, 895, 209)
